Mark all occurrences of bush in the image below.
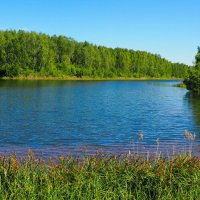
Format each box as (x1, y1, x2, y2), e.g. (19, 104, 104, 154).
(184, 47, 200, 94)
(184, 69, 200, 94)
(0, 64, 22, 77)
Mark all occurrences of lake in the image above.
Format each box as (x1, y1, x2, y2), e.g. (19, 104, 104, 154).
(0, 80, 199, 157)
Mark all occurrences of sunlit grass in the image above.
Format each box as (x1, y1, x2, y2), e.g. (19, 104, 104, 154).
(0, 151, 199, 200)
(175, 82, 186, 88)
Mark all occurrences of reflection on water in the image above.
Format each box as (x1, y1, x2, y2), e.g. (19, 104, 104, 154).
(183, 92, 200, 156)
(185, 92, 200, 133)
(0, 80, 199, 157)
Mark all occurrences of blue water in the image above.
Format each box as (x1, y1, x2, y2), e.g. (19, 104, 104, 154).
(0, 80, 199, 157)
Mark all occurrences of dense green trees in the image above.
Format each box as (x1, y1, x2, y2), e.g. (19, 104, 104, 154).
(184, 47, 200, 94)
(0, 30, 189, 78)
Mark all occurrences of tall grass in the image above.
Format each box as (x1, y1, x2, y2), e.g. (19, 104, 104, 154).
(0, 152, 199, 200)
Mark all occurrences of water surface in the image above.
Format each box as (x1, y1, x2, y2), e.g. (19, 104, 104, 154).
(0, 80, 199, 157)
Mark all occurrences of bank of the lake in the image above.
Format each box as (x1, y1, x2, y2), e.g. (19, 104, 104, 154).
(175, 82, 187, 88)
(0, 75, 183, 81)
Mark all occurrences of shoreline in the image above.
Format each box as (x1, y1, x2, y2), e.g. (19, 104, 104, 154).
(0, 76, 183, 81)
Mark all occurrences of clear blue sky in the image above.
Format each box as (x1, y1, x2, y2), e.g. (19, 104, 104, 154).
(0, 0, 199, 65)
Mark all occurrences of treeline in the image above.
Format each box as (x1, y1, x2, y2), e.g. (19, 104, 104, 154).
(184, 47, 200, 94)
(0, 30, 189, 78)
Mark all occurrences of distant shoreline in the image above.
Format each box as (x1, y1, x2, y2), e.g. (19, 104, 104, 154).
(0, 76, 183, 81)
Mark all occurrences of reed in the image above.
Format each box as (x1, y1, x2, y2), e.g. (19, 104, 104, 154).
(0, 130, 198, 199)
(0, 151, 199, 200)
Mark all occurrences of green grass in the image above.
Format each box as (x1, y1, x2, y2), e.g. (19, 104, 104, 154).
(0, 153, 199, 200)
(0, 74, 183, 81)
(175, 82, 187, 88)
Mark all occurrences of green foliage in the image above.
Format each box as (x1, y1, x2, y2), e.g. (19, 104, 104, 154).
(175, 82, 186, 88)
(0, 154, 199, 199)
(184, 69, 200, 94)
(195, 47, 200, 69)
(0, 30, 189, 78)
(0, 64, 22, 77)
(184, 47, 200, 94)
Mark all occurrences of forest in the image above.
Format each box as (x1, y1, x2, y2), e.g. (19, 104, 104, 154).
(0, 30, 189, 78)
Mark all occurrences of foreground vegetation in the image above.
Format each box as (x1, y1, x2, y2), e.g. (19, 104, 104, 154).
(0, 153, 199, 200)
(0, 30, 189, 79)
(184, 47, 200, 94)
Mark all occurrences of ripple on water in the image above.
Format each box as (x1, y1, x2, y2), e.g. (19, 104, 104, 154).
(0, 80, 199, 157)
